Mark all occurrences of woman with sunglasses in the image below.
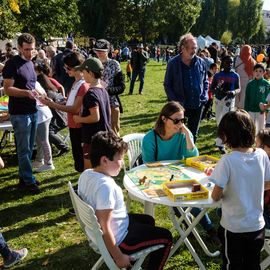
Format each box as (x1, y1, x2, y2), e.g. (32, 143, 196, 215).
(142, 101, 198, 163)
(142, 101, 219, 244)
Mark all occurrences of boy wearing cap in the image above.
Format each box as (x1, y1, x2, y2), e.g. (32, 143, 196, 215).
(129, 43, 149, 95)
(93, 39, 125, 135)
(73, 57, 111, 169)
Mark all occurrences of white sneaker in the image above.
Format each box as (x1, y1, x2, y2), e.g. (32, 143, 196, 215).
(32, 160, 44, 168)
(35, 164, 55, 173)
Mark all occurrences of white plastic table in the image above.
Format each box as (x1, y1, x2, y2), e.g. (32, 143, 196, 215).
(0, 120, 13, 151)
(123, 161, 221, 270)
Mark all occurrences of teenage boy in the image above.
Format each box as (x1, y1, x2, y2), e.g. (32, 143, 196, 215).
(211, 55, 240, 154)
(245, 63, 270, 134)
(78, 131, 172, 270)
(73, 57, 111, 169)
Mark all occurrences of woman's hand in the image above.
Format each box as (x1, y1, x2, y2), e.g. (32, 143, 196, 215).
(73, 115, 81, 124)
(179, 123, 189, 135)
(38, 97, 53, 106)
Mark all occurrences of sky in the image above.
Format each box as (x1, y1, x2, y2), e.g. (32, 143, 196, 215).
(264, 0, 270, 10)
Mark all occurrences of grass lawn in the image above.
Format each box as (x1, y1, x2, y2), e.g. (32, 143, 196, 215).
(0, 60, 223, 269)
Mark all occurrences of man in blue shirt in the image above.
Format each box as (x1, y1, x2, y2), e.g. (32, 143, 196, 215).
(164, 33, 208, 142)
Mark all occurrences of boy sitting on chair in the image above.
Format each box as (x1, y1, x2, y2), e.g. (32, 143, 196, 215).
(78, 131, 172, 269)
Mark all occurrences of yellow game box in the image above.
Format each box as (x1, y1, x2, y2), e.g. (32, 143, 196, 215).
(185, 155, 219, 171)
(163, 180, 209, 202)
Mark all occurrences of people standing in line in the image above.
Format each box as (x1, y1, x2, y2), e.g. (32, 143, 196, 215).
(72, 57, 111, 169)
(52, 41, 75, 95)
(207, 110, 270, 270)
(211, 56, 240, 154)
(40, 52, 88, 172)
(164, 33, 208, 143)
(2, 33, 41, 194)
(235, 45, 256, 109)
(93, 39, 125, 136)
(78, 131, 172, 270)
(244, 63, 270, 135)
(129, 44, 149, 95)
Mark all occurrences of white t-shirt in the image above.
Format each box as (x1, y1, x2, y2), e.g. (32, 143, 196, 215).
(210, 148, 270, 233)
(78, 169, 129, 245)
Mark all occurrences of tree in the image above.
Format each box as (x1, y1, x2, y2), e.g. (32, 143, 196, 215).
(236, 0, 263, 43)
(220, 30, 232, 45)
(0, 0, 29, 39)
(18, 0, 80, 41)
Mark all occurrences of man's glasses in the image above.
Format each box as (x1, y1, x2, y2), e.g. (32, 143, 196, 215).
(64, 65, 73, 71)
(167, 116, 186, 125)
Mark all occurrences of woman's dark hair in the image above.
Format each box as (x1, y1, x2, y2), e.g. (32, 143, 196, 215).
(154, 101, 184, 136)
(63, 52, 84, 68)
(35, 62, 57, 92)
(90, 131, 128, 168)
(217, 109, 255, 148)
(257, 129, 270, 148)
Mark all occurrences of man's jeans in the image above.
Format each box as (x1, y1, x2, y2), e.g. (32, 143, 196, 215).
(0, 233, 12, 260)
(10, 113, 38, 185)
(129, 68, 146, 94)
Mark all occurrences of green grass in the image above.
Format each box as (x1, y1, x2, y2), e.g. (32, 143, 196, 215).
(0, 60, 223, 269)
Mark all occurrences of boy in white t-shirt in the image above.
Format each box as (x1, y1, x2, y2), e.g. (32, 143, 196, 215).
(78, 131, 172, 270)
(206, 110, 270, 270)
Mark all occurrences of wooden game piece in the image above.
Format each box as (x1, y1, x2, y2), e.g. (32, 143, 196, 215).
(144, 179, 150, 188)
(139, 176, 147, 185)
(192, 183, 201, 192)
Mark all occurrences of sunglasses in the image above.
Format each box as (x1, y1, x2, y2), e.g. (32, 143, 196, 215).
(167, 116, 186, 125)
(64, 65, 73, 71)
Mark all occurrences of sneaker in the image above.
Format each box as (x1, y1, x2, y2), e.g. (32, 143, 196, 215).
(18, 179, 40, 188)
(32, 160, 44, 168)
(4, 248, 28, 268)
(25, 183, 41, 194)
(35, 164, 55, 173)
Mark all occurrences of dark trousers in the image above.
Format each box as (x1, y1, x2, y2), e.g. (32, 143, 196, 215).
(0, 233, 12, 260)
(119, 214, 172, 270)
(185, 105, 204, 143)
(69, 128, 84, 172)
(129, 68, 146, 94)
(218, 225, 264, 270)
(49, 126, 69, 151)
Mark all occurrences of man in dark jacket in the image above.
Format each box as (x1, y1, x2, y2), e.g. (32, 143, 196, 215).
(164, 33, 208, 142)
(129, 44, 149, 95)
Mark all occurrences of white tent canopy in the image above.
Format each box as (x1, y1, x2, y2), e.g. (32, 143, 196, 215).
(196, 35, 221, 50)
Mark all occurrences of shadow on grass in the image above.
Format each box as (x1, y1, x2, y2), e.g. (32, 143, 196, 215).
(0, 191, 72, 227)
(4, 212, 73, 241)
(0, 172, 79, 205)
(14, 241, 102, 270)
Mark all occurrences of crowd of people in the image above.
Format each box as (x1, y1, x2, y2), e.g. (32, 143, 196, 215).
(2, 31, 270, 269)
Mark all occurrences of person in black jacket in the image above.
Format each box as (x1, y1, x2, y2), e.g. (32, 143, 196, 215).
(94, 39, 125, 135)
(129, 44, 149, 95)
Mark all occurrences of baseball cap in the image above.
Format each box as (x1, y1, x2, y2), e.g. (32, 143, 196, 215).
(75, 57, 104, 73)
(94, 39, 110, 51)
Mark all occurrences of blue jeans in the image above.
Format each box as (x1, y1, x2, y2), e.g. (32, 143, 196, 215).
(0, 233, 12, 260)
(129, 68, 146, 94)
(191, 207, 213, 231)
(185, 105, 204, 143)
(10, 113, 38, 185)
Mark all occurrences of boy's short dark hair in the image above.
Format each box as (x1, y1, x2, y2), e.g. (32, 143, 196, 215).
(257, 129, 270, 148)
(18, 33, 35, 47)
(90, 131, 128, 168)
(209, 63, 217, 70)
(217, 109, 255, 148)
(253, 63, 265, 72)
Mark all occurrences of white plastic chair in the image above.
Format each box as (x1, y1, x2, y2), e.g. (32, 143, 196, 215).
(261, 229, 270, 270)
(68, 182, 164, 270)
(122, 133, 146, 211)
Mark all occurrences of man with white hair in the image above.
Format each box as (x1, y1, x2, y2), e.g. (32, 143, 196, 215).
(164, 33, 208, 142)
